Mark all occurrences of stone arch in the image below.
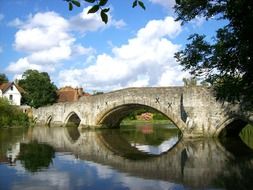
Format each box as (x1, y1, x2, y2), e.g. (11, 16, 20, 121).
(96, 103, 187, 132)
(33, 117, 38, 124)
(46, 115, 53, 127)
(64, 111, 81, 127)
(215, 117, 251, 137)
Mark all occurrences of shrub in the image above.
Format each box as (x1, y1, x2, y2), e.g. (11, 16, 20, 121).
(0, 98, 29, 127)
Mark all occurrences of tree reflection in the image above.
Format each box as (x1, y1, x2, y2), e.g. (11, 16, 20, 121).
(214, 157, 253, 190)
(19, 141, 55, 172)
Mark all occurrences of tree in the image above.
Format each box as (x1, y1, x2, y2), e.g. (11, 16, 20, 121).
(65, 0, 145, 23)
(18, 70, 58, 108)
(0, 73, 8, 84)
(174, 0, 253, 108)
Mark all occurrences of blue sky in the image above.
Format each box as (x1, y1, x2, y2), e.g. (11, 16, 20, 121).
(0, 0, 225, 92)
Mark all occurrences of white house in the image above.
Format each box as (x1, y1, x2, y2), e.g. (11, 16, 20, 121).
(0, 82, 24, 106)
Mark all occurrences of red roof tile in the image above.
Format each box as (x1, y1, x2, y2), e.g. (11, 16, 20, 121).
(0, 82, 25, 93)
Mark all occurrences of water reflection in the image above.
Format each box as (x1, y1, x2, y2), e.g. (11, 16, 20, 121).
(0, 125, 253, 190)
(19, 142, 55, 172)
(119, 123, 180, 155)
(65, 124, 80, 142)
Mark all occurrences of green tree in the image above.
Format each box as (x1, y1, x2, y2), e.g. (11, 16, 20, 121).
(18, 70, 58, 108)
(174, 0, 253, 107)
(0, 73, 8, 84)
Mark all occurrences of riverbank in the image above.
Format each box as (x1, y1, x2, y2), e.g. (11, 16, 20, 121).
(121, 119, 173, 125)
(0, 98, 30, 128)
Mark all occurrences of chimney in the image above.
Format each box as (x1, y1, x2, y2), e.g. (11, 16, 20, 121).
(77, 88, 83, 97)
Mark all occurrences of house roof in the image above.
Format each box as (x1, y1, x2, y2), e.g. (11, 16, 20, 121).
(0, 82, 25, 93)
(57, 90, 77, 102)
(57, 86, 90, 103)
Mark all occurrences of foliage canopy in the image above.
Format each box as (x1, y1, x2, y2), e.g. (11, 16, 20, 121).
(18, 70, 58, 108)
(0, 73, 8, 84)
(174, 0, 253, 107)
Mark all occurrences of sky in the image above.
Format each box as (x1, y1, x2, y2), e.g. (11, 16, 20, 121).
(0, 0, 225, 92)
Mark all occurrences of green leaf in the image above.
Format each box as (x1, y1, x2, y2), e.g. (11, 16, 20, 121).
(84, 0, 96, 3)
(100, 10, 108, 24)
(88, 5, 100, 14)
(102, 8, 110, 13)
(138, 1, 146, 10)
(99, 0, 108, 6)
(68, 2, 73, 11)
(132, 0, 137, 8)
(175, 0, 181, 4)
(71, 0, 80, 7)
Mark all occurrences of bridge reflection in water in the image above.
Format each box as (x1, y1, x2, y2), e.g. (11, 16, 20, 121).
(26, 125, 253, 189)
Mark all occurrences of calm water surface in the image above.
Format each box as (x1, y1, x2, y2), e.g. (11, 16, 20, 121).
(0, 123, 253, 190)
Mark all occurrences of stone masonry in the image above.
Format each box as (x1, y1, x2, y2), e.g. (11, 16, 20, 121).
(33, 86, 253, 137)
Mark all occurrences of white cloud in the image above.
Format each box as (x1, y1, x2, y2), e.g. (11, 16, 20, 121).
(0, 46, 2, 53)
(70, 7, 106, 33)
(7, 9, 125, 78)
(72, 44, 95, 56)
(7, 57, 43, 73)
(149, 0, 175, 9)
(70, 7, 126, 33)
(59, 16, 187, 91)
(14, 12, 71, 52)
(190, 16, 206, 27)
(5, 12, 91, 76)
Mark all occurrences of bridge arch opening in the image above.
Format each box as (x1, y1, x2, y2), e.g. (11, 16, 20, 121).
(98, 103, 179, 129)
(218, 118, 253, 154)
(65, 112, 81, 127)
(218, 118, 252, 138)
(97, 104, 181, 156)
(46, 116, 52, 127)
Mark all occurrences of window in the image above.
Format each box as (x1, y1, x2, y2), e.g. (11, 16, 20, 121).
(9, 95, 13, 101)
(10, 86, 13, 91)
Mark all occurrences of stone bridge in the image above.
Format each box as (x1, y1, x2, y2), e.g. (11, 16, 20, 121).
(33, 86, 253, 137)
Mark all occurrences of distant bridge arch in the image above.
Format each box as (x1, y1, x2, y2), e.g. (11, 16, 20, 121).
(64, 111, 82, 127)
(46, 115, 53, 126)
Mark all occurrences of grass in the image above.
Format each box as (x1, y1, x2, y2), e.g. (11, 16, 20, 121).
(121, 119, 173, 125)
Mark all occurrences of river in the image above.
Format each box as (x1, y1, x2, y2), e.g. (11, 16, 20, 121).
(0, 123, 253, 190)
